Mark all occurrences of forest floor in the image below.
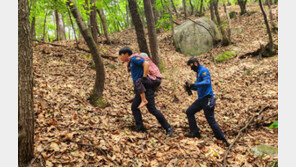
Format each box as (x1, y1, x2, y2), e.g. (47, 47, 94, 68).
(31, 3, 278, 167)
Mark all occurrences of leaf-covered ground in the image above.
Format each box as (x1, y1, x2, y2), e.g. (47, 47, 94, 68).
(32, 3, 278, 167)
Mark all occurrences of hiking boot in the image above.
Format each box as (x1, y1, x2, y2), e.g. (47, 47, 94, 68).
(166, 126, 174, 137)
(223, 140, 230, 147)
(135, 126, 147, 132)
(184, 132, 201, 138)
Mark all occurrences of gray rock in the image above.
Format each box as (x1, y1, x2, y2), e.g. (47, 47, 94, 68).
(173, 17, 222, 56)
(251, 144, 278, 157)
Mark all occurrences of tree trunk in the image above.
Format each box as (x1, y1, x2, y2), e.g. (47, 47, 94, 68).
(168, 0, 174, 37)
(223, 0, 232, 42)
(213, 0, 230, 45)
(67, 0, 105, 105)
(189, 0, 194, 15)
(258, 0, 274, 51)
(97, 9, 111, 44)
(237, 0, 247, 15)
(143, 0, 161, 66)
(182, 0, 187, 19)
(267, 0, 274, 22)
(170, 0, 179, 18)
(42, 12, 48, 42)
(30, 17, 36, 41)
(61, 15, 67, 40)
(90, 0, 98, 43)
(18, 0, 34, 166)
(126, 4, 130, 29)
(128, 0, 150, 55)
(209, 0, 216, 22)
(199, 0, 204, 16)
(67, 7, 78, 45)
(55, 9, 60, 40)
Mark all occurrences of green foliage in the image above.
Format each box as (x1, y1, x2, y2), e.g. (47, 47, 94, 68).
(215, 51, 236, 63)
(268, 120, 278, 129)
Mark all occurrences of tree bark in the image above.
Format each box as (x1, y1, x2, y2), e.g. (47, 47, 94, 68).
(61, 15, 67, 40)
(213, 0, 230, 45)
(143, 0, 161, 66)
(126, 4, 130, 29)
(223, 0, 232, 42)
(67, 0, 105, 105)
(209, 0, 216, 22)
(18, 0, 34, 166)
(182, 0, 187, 19)
(258, 0, 274, 51)
(237, 0, 247, 15)
(189, 0, 194, 15)
(90, 0, 98, 43)
(97, 9, 111, 44)
(55, 9, 60, 40)
(168, 0, 174, 37)
(128, 0, 150, 55)
(199, 0, 204, 16)
(42, 12, 48, 42)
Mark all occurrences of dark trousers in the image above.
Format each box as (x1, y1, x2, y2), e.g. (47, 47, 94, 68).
(131, 87, 170, 130)
(186, 96, 226, 141)
(135, 77, 161, 94)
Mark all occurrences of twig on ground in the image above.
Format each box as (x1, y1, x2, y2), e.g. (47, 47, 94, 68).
(223, 106, 275, 167)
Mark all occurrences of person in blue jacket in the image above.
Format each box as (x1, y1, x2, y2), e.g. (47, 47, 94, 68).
(118, 47, 174, 137)
(184, 57, 229, 146)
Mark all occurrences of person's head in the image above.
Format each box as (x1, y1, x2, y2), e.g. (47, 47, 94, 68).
(119, 46, 133, 62)
(187, 57, 200, 72)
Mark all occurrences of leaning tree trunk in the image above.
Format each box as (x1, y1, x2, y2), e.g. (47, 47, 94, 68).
(237, 0, 247, 15)
(67, 0, 105, 105)
(128, 0, 150, 56)
(67, 7, 78, 45)
(18, 0, 34, 166)
(213, 0, 230, 45)
(97, 9, 111, 44)
(143, 0, 161, 66)
(90, 0, 98, 43)
(258, 0, 274, 52)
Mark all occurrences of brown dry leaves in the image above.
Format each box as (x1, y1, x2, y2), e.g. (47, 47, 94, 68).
(32, 3, 278, 167)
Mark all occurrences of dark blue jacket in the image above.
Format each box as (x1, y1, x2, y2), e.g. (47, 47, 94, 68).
(130, 56, 145, 84)
(191, 65, 214, 100)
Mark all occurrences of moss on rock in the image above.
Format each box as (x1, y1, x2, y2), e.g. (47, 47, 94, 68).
(216, 51, 236, 62)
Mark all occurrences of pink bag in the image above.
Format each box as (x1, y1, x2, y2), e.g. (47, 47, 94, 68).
(128, 54, 162, 80)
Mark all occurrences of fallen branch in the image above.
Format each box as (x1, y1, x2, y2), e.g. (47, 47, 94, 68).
(223, 106, 275, 167)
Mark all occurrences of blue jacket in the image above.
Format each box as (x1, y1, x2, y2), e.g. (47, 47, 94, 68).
(191, 65, 214, 100)
(129, 56, 145, 84)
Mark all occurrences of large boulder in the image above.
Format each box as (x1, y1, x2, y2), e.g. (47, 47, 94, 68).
(173, 17, 222, 56)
